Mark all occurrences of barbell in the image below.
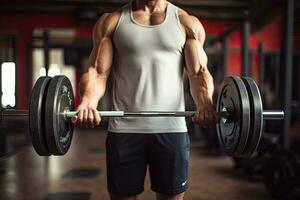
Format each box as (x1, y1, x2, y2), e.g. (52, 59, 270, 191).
(0, 75, 284, 157)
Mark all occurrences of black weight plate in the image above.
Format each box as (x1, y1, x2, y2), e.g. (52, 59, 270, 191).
(45, 75, 74, 155)
(242, 77, 263, 156)
(216, 76, 251, 157)
(29, 76, 52, 156)
(263, 150, 298, 199)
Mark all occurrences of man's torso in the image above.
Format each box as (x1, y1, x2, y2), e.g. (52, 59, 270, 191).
(108, 2, 188, 133)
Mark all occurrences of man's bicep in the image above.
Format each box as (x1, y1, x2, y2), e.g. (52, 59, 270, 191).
(87, 41, 113, 77)
(88, 14, 114, 76)
(93, 36, 113, 75)
(184, 38, 208, 76)
(92, 13, 110, 45)
(182, 15, 208, 76)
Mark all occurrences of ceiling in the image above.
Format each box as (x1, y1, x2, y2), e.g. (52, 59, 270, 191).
(0, 0, 261, 20)
(0, 0, 299, 29)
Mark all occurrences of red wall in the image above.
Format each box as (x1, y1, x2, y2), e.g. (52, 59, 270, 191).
(201, 18, 282, 77)
(0, 13, 282, 109)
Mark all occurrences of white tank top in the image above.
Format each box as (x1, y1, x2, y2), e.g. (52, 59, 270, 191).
(108, 2, 187, 133)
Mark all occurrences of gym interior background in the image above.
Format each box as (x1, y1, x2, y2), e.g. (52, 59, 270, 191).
(0, 0, 300, 199)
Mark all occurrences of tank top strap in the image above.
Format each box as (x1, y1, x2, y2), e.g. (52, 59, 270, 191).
(166, 2, 177, 19)
(120, 2, 132, 22)
(165, 2, 183, 29)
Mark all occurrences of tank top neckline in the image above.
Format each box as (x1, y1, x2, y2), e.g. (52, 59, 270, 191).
(129, 2, 171, 28)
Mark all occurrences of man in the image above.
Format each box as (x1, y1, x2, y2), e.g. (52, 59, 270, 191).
(71, 0, 219, 199)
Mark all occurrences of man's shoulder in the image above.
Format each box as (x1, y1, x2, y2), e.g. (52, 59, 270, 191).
(94, 10, 122, 36)
(104, 10, 122, 24)
(177, 8, 202, 29)
(99, 10, 122, 28)
(177, 8, 205, 39)
(177, 8, 189, 17)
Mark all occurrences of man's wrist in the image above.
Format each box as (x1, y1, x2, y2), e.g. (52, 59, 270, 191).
(196, 98, 214, 109)
(80, 97, 99, 108)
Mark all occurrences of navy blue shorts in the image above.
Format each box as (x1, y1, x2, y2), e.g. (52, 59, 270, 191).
(106, 132, 190, 196)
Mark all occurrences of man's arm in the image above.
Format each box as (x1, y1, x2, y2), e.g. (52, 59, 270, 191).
(72, 12, 120, 128)
(179, 11, 219, 127)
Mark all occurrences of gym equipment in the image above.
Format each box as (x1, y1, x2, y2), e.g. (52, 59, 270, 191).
(0, 75, 284, 156)
(233, 134, 278, 176)
(263, 149, 300, 199)
(29, 76, 52, 156)
(44, 76, 74, 155)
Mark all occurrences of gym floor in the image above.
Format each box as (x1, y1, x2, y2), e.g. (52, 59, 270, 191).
(0, 129, 271, 200)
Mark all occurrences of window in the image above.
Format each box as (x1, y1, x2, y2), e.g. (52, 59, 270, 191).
(1, 62, 16, 107)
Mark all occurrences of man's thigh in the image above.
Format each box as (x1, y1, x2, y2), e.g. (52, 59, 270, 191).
(148, 132, 190, 195)
(106, 132, 148, 196)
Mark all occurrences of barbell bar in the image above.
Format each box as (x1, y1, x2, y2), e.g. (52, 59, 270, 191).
(1, 109, 283, 120)
(0, 75, 284, 157)
(65, 110, 284, 119)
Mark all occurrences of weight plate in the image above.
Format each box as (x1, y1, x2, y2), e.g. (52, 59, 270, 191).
(216, 76, 251, 157)
(263, 150, 299, 199)
(45, 75, 74, 155)
(242, 77, 263, 156)
(29, 76, 52, 156)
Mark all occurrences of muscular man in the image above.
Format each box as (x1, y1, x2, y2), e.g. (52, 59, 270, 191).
(72, 0, 219, 199)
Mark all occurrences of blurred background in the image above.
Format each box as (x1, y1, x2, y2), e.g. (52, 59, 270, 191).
(0, 0, 300, 199)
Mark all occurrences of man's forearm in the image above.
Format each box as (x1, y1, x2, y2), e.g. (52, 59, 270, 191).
(188, 70, 214, 108)
(79, 67, 109, 107)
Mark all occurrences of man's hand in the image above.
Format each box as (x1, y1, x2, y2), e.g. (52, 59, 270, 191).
(71, 102, 101, 128)
(192, 104, 220, 128)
